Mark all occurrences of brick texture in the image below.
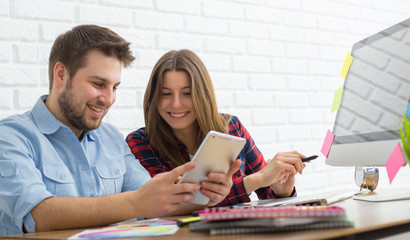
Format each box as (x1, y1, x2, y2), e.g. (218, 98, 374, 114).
(1, 0, 409, 195)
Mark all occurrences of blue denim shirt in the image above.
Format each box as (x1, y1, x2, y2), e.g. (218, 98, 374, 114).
(0, 96, 151, 236)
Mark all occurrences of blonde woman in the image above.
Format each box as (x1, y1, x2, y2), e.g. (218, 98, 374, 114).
(127, 49, 306, 206)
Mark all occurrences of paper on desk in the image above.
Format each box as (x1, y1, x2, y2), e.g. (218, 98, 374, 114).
(67, 219, 178, 239)
(385, 143, 405, 184)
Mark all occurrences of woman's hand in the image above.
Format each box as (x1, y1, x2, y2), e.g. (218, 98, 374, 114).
(244, 151, 306, 197)
(200, 159, 241, 206)
(266, 151, 306, 197)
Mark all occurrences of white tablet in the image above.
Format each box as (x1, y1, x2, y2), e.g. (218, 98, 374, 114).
(178, 130, 246, 205)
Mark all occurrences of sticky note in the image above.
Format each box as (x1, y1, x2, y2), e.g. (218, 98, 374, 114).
(321, 130, 335, 158)
(406, 103, 410, 118)
(331, 86, 343, 113)
(341, 52, 353, 80)
(385, 143, 405, 184)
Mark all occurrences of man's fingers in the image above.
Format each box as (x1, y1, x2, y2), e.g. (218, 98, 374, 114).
(167, 161, 196, 182)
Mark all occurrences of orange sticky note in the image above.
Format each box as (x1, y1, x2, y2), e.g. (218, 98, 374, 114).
(331, 87, 343, 113)
(385, 143, 405, 184)
(321, 130, 335, 158)
(341, 52, 353, 80)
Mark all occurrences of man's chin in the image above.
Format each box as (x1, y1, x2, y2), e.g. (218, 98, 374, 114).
(85, 119, 103, 131)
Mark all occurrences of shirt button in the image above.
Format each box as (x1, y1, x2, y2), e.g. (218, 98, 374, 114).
(59, 174, 65, 180)
(81, 165, 88, 171)
(114, 169, 120, 175)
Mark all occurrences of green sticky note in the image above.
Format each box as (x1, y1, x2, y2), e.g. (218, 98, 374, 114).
(341, 52, 353, 80)
(331, 86, 344, 113)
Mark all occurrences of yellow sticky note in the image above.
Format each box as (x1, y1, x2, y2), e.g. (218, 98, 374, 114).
(331, 86, 343, 113)
(341, 52, 353, 80)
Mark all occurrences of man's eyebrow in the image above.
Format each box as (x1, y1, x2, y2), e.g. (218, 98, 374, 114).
(89, 76, 121, 86)
(89, 75, 108, 82)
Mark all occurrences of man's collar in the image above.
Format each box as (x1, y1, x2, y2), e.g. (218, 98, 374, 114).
(32, 95, 65, 135)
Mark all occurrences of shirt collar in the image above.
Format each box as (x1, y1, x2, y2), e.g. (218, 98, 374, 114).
(32, 95, 66, 135)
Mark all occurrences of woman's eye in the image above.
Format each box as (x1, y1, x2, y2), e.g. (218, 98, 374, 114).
(161, 92, 171, 96)
(183, 92, 191, 95)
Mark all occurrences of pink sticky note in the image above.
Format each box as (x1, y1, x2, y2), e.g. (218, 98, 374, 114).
(385, 143, 405, 184)
(321, 130, 335, 158)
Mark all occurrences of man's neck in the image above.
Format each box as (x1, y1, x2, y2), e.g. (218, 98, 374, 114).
(44, 93, 83, 139)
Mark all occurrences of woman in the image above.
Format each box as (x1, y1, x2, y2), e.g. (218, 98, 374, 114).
(127, 49, 306, 206)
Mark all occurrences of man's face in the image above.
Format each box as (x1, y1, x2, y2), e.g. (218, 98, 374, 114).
(57, 50, 122, 135)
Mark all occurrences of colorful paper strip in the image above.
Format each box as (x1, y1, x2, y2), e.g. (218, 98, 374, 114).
(341, 52, 353, 80)
(385, 143, 405, 184)
(331, 87, 343, 113)
(321, 130, 335, 158)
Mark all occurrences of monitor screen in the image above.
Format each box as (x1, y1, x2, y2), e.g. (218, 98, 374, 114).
(326, 18, 410, 166)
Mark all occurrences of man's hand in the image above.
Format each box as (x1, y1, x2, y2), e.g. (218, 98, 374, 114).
(133, 161, 200, 218)
(200, 159, 242, 206)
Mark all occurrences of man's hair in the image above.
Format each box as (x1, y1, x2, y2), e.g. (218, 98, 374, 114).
(48, 24, 135, 91)
(144, 49, 231, 166)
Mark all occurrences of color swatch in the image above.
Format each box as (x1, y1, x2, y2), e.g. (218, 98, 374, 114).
(68, 219, 178, 239)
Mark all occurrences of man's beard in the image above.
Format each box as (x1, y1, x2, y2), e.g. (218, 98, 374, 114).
(58, 82, 104, 131)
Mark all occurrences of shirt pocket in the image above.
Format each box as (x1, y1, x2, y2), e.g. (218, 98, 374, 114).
(0, 162, 18, 178)
(95, 160, 125, 195)
(42, 163, 75, 196)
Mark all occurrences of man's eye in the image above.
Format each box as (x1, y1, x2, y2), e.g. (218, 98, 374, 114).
(93, 82, 103, 87)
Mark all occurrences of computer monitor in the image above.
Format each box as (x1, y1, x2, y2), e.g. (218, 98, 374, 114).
(326, 18, 410, 167)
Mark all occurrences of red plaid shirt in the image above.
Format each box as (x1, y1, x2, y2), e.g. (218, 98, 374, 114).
(126, 115, 296, 206)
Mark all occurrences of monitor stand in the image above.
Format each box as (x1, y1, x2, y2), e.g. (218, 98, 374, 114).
(353, 188, 410, 202)
(353, 166, 410, 202)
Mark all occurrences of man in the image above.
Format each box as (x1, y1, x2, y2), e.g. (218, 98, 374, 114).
(0, 25, 240, 236)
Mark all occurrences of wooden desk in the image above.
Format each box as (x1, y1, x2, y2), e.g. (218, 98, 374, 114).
(2, 198, 410, 240)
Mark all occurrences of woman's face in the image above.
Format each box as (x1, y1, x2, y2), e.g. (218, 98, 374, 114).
(158, 70, 197, 135)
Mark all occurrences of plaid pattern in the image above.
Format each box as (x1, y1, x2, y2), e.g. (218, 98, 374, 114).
(126, 115, 296, 206)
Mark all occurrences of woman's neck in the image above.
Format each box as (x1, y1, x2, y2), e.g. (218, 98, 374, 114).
(173, 124, 199, 155)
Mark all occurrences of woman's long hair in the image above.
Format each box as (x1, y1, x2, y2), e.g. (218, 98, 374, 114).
(144, 49, 231, 166)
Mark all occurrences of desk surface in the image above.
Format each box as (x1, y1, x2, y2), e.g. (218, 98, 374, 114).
(2, 196, 410, 240)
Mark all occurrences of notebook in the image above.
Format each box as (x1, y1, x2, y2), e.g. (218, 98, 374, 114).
(206, 218, 354, 235)
(190, 205, 354, 235)
(198, 205, 346, 221)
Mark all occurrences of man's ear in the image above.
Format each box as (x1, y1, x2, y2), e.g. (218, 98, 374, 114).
(53, 62, 68, 88)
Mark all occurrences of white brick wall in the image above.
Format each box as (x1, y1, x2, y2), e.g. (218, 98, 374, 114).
(1, 0, 410, 197)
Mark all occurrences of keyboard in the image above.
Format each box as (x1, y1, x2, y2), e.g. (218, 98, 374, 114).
(240, 190, 356, 207)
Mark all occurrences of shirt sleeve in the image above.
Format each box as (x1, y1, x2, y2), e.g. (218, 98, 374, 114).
(122, 140, 152, 191)
(0, 119, 53, 234)
(126, 129, 173, 177)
